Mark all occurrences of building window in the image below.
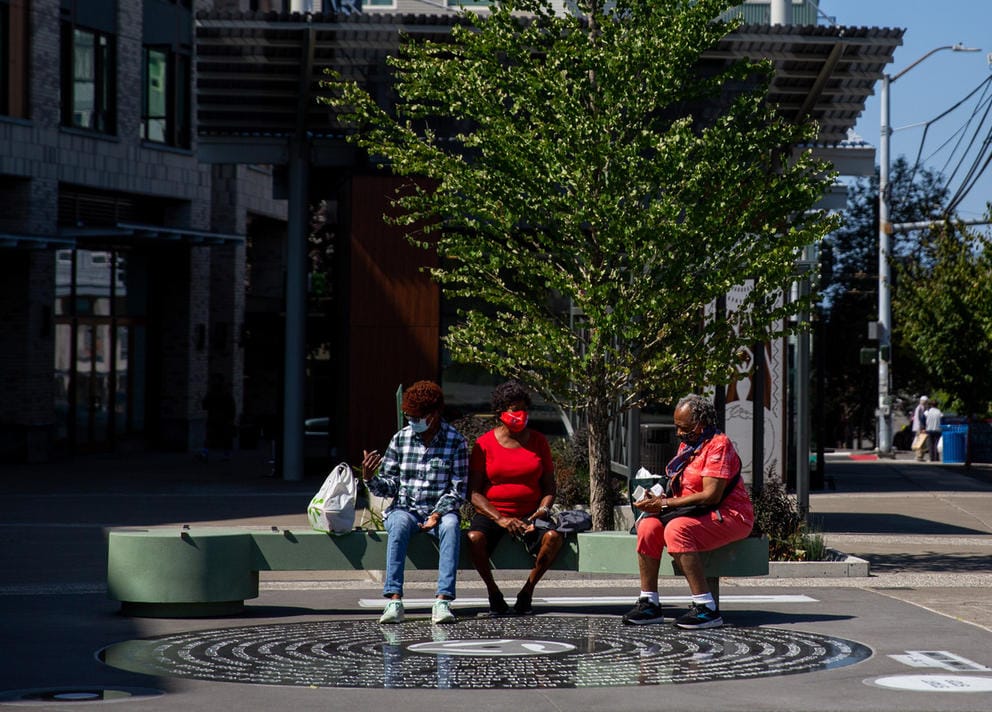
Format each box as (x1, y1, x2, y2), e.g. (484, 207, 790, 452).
(142, 0, 192, 147)
(1, 0, 29, 118)
(141, 47, 190, 147)
(61, 24, 117, 133)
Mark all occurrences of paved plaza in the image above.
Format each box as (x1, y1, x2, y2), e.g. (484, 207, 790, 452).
(0, 449, 990, 710)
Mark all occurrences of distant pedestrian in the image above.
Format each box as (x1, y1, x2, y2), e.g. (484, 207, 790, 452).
(924, 400, 943, 463)
(911, 396, 929, 461)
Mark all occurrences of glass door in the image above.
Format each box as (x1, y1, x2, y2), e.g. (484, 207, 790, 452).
(74, 322, 111, 447)
(53, 248, 147, 451)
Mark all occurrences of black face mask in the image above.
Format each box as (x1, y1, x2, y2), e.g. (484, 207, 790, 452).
(677, 424, 717, 447)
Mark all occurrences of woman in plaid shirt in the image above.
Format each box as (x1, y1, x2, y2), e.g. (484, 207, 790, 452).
(362, 380, 468, 624)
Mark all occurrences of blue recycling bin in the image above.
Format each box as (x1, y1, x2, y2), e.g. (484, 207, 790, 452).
(940, 424, 968, 463)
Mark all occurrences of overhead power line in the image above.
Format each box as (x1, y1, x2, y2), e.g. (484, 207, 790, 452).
(903, 75, 992, 218)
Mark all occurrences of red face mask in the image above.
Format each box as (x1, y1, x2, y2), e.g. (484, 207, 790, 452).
(500, 409, 528, 433)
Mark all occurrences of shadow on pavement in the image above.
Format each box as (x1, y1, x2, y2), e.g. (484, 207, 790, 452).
(726, 610, 857, 626)
(822, 459, 992, 493)
(810, 512, 987, 536)
(855, 552, 992, 574)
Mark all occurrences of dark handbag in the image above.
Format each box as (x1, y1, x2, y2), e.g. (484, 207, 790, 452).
(555, 509, 592, 533)
(529, 509, 592, 533)
(656, 502, 723, 524)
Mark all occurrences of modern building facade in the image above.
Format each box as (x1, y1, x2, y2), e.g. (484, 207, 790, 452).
(2, 0, 902, 489)
(0, 0, 288, 462)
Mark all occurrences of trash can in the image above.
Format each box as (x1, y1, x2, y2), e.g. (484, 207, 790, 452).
(940, 424, 968, 463)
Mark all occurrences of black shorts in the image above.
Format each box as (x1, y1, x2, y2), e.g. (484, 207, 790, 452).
(469, 513, 551, 557)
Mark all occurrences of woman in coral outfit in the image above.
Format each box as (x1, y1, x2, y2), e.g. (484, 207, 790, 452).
(624, 394, 754, 629)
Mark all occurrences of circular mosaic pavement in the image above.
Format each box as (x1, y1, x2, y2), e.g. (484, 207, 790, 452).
(100, 615, 871, 688)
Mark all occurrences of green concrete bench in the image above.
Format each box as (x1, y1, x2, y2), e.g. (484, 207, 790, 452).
(106, 526, 768, 618)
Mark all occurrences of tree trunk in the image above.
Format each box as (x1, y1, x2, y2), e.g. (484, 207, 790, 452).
(586, 398, 615, 532)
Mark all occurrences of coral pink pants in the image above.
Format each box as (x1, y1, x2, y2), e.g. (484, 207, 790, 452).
(635, 509, 752, 556)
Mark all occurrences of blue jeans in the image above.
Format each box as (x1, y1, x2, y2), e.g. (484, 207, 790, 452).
(383, 508, 460, 599)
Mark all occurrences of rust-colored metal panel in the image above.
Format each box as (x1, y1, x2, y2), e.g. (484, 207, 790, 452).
(347, 175, 439, 459)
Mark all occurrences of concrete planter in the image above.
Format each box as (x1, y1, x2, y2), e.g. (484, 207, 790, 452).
(767, 550, 870, 578)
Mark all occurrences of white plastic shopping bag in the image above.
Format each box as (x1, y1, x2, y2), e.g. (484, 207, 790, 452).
(307, 462, 357, 534)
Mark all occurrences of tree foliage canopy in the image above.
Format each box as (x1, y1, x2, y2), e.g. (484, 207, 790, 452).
(894, 224, 992, 417)
(325, 0, 839, 526)
(819, 158, 949, 446)
(823, 158, 948, 306)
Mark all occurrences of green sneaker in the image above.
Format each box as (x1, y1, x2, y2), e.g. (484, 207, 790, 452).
(431, 599, 456, 624)
(379, 599, 405, 624)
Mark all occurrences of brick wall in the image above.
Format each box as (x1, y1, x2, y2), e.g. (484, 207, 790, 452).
(207, 242, 247, 429)
(0, 0, 294, 461)
(0, 251, 55, 461)
(154, 246, 213, 450)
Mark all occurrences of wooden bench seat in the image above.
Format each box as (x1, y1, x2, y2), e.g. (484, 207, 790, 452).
(106, 526, 769, 618)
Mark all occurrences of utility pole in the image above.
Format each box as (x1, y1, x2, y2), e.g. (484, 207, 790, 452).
(876, 43, 980, 456)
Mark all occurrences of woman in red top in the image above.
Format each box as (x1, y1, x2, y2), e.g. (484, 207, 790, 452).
(467, 380, 563, 615)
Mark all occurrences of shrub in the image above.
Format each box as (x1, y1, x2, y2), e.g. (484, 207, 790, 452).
(790, 529, 827, 562)
(749, 475, 824, 561)
(450, 413, 493, 445)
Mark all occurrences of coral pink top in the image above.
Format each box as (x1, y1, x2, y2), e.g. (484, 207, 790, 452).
(675, 433, 753, 525)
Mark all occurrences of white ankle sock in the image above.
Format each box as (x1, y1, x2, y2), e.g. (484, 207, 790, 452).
(691, 593, 716, 610)
(640, 591, 660, 605)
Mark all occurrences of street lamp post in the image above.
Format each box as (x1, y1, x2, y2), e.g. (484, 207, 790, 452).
(876, 44, 980, 456)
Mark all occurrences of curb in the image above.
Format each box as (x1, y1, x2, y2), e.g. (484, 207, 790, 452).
(767, 550, 870, 578)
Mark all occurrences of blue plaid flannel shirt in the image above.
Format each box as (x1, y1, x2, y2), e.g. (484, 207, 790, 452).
(367, 420, 468, 518)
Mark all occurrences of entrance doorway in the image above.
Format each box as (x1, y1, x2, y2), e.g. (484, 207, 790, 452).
(54, 249, 147, 451)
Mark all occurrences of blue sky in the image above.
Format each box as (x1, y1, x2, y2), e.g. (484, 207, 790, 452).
(828, 0, 992, 222)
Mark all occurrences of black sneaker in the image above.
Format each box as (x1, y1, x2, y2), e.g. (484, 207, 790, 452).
(622, 597, 665, 625)
(513, 590, 534, 615)
(674, 603, 723, 629)
(488, 592, 510, 616)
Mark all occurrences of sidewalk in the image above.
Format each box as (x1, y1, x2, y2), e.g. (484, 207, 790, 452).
(801, 451, 992, 633)
(1, 448, 991, 710)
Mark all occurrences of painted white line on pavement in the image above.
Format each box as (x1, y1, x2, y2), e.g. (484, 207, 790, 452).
(356, 594, 818, 609)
